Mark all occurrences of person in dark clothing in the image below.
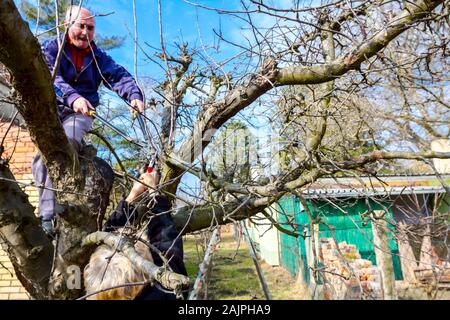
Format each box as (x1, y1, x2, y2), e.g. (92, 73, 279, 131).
(84, 172, 188, 300)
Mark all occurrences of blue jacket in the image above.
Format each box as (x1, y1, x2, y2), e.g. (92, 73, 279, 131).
(42, 37, 143, 117)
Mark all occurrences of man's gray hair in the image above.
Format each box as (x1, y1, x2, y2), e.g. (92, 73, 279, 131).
(65, 5, 92, 23)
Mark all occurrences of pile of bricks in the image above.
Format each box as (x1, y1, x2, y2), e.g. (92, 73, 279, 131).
(319, 238, 382, 300)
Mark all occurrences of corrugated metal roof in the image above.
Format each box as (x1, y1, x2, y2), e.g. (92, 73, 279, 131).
(302, 174, 449, 198)
(302, 185, 446, 198)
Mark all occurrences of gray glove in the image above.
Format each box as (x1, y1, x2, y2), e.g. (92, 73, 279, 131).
(41, 219, 55, 239)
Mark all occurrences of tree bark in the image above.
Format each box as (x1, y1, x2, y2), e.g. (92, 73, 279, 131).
(0, 162, 53, 299)
(0, 0, 83, 204)
(372, 215, 397, 300)
(49, 154, 114, 299)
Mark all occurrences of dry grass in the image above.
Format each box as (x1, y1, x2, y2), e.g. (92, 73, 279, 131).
(183, 228, 450, 300)
(183, 227, 310, 300)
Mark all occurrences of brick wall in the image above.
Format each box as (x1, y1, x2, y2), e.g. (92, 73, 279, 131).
(0, 122, 36, 300)
(0, 242, 31, 300)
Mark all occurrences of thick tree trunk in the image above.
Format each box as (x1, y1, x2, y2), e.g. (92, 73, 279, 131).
(0, 1, 115, 299)
(0, 162, 53, 299)
(48, 154, 114, 299)
(372, 216, 397, 300)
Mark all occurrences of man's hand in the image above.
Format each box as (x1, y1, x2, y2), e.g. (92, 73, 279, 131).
(72, 97, 94, 116)
(130, 99, 144, 115)
(126, 171, 160, 204)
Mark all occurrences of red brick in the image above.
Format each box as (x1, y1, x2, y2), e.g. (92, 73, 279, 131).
(0, 286, 20, 293)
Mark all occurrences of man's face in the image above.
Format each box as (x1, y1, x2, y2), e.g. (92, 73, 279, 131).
(67, 10, 95, 49)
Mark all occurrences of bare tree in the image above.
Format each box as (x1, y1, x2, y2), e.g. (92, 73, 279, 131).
(0, 0, 448, 299)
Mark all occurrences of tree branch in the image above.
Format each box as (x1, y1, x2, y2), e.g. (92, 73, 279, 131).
(0, 162, 53, 299)
(277, 0, 444, 85)
(173, 149, 450, 233)
(82, 232, 190, 292)
(175, 0, 444, 170)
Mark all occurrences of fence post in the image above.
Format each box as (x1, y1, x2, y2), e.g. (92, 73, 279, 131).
(242, 222, 273, 300)
(188, 228, 221, 300)
(372, 214, 397, 300)
(397, 222, 418, 284)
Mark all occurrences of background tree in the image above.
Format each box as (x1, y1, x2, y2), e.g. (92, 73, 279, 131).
(207, 120, 255, 184)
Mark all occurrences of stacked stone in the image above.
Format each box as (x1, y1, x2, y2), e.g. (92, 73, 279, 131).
(319, 238, 382, 300)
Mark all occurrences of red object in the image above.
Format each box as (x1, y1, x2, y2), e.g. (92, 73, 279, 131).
(67, 35, 92, 72)
(147, 167, 153, 173)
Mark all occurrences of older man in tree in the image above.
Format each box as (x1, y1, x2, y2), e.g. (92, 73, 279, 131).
(33, 6, 145, 237)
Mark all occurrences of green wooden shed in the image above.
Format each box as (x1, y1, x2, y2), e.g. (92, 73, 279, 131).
(277, 174, 450, 285)
(278, 195, 402, 284)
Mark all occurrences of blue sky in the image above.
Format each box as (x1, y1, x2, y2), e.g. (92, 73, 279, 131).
(87, 0, 241, 80)
(14, 0, 249, 78)
(17, 0, 298, 83)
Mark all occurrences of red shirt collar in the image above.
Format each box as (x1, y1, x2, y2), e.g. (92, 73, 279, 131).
(66, 34, 94, 53)
(66, 35, 93, 72)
